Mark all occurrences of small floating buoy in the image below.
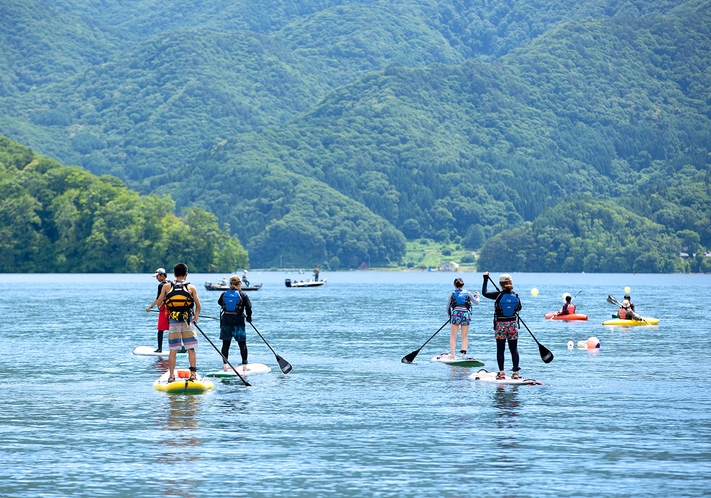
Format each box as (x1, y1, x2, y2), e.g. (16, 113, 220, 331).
(624, 286, 631, 294)
(587, 336, 600, 349)
(567, 340, 574, 349)
(531, 288, 539, 296)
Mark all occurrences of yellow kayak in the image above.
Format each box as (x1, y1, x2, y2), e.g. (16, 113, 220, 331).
(153, 368, 214, 394)
(602, 317, 659, 326)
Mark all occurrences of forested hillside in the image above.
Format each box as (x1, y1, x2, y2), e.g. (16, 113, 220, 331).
(154, 0, 711, 269)
(0, 137, 247, 272)
(1, 0, 709, 272)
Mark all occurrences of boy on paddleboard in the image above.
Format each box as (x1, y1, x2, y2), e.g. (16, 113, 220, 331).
(218, 275, 253, 371)
(482, 272, 522, 380)
(146, 263, 201, 381)
(447, 278, 480, 358)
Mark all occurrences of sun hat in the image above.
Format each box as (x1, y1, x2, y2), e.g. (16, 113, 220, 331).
(152, 268, 166, 276)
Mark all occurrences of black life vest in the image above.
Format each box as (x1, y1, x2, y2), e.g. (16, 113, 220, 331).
(221, 290, 245, 315)
(450, 289, 471, 311)
(495, 291, 520, 319)
(164, 281, 194, 319)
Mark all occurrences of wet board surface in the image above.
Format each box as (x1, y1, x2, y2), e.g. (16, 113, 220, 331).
(132, 346, 187, 357)
(205, 363, 272, 377)
(431, 353, 484, 367)
(468, 370, 543, 385)
(153, 369, 213, 393)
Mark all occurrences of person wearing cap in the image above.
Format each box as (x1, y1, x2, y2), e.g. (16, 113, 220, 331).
(446, 277, 480, 358)
(218, 275, 253, 371)
(559, 293, 576, 316)
(146, 263, 201, 381)
(482, 271, 522, 380)
(150, 268, 169, 352)
(242, 269, 250, 287)
(618, 294, 640, 320)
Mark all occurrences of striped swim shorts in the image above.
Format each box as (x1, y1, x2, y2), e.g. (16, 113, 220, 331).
(168, 318, 199, 350)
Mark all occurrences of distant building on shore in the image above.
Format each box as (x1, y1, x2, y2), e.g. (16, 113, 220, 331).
(439, 261, 459, 272)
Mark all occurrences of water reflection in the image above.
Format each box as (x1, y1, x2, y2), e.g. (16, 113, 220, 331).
(492, 386, 521, 461)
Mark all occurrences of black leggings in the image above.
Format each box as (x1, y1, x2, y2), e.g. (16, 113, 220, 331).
(221, 339, 248, 365)
(157, 330, 164, 350)
(496, 338, 519, 372)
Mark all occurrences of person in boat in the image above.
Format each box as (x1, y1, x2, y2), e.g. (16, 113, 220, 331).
(242, 269, 250, 287)
(218, 275, 252, 371)
(447, 278, 480, 358)
(618, 294, 640, 320)
(482, 272, 522, 380)
(146, 263, 201, 382)
(151, 267, 169, 352)
(313, 265, 319, 281)
(559, 293, 576, 316)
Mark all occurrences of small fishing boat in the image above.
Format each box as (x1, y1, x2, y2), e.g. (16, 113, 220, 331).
(285, 278, 326, 288)
(204, 279, 262, 291)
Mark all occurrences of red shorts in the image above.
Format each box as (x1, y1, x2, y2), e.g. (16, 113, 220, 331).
(157, 305, 169, 330)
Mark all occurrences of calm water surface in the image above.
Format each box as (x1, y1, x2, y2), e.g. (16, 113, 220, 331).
(2, 271, 710, 497)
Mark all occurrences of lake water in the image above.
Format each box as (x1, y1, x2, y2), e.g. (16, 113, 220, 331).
(2, 271, 710, 497)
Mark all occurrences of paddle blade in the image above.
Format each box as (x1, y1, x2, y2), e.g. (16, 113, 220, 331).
(276, 355, 293, 375)
(539, 344, 554, 363)
(607, 295, 619, 306)
(401, 350, 420, 364)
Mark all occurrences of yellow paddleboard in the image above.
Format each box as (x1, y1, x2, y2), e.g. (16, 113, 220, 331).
(153, 369, 214, 394)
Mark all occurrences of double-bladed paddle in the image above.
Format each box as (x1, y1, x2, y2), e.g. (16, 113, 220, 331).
(401, 319, 451, 364)
(606, 295, 649, 324)
(487, 275, 554, 364)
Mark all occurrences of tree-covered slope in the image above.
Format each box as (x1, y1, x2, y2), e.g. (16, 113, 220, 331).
(150, 0, 711, 270)
(0, 136, 247, 273)
(0, 0, 687, 182)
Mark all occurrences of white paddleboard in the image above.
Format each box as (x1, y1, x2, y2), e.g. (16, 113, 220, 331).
(205, 363, 272, 378)
(132, 346, 187, 357)
(469, 370, 543, 385)
(431, 353, 484, 367)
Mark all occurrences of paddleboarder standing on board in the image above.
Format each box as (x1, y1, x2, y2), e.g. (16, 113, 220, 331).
(447, 278, 480, 358)
(147, 263, 201, 382)
(218, 275, 253, 372)
(482, 272, 522, 380)
(152, 267, 169, 352)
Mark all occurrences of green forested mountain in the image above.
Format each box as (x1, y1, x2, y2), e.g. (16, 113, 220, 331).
(1, 0, 709, 271)
(0, 0, 686, 181)
(0, 136, 247, 272)
(152, 0, 711, 269)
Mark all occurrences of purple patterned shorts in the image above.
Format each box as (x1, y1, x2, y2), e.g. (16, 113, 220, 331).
(495, 320, 519, 340)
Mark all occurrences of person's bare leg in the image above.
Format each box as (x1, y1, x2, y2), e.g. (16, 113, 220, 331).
(449, 324, 458, 357)
(168, 350, 176, 379)
(461, 325, 469, 355)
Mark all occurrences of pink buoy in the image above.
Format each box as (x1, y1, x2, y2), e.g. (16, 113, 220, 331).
(587, 336, 600, 349)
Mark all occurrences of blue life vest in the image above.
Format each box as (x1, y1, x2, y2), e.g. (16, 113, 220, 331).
(222, 290, 244, 315)
(496, 292, 520, 318)
(450, 289, 471, 310)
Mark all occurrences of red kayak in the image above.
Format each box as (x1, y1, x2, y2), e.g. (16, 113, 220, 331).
(544, 312, 588, 321)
